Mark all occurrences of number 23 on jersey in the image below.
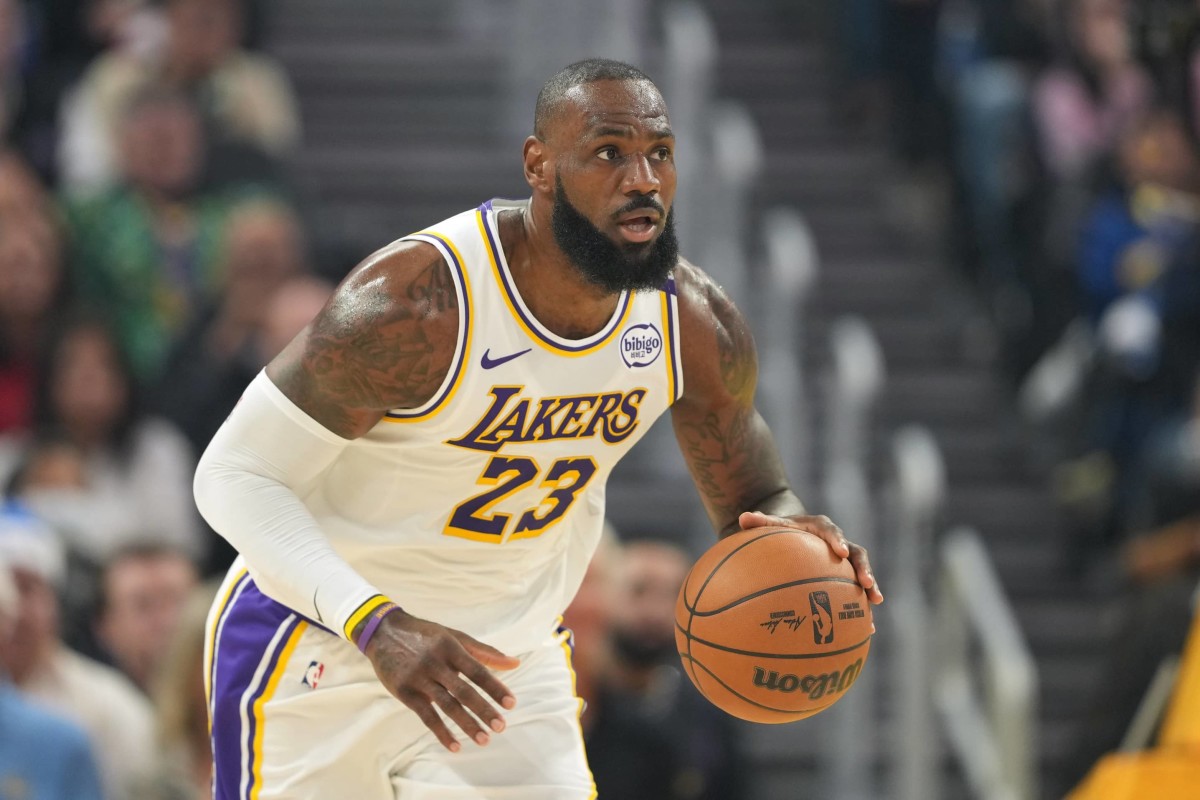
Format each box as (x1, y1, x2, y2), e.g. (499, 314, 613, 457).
(444, 456, 598, 543)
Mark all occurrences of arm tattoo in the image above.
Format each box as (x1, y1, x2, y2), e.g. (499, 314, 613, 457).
(673, 264, 791, 531)
(273, 253, 459, 438)
(676, 406, 782, 527)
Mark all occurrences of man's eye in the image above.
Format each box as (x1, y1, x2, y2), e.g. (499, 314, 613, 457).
(597, 147, 618, 161)
(653, 147, 672, 161)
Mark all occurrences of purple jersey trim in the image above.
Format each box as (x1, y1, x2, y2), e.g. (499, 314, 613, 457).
(663, 276, 683, 403)
(384, 231, 471, 419)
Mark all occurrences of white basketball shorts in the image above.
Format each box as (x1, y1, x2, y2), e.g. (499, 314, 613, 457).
(205, 567, 596, 799)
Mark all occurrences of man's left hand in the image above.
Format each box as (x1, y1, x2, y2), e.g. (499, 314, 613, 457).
(738, 511, 884, 605)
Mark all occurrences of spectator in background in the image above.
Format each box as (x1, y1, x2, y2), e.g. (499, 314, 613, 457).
(943, 0, 1048, 285)
(0, 502, 155, 800)
(62, 86, 264, 379)
(882, 0, 946, 167)
(1065, 370, 1200, 785)
(94, 543, 198, 693)
(1033, 0, 1153, 182)
(1174, 0, 1200, 142)
(1076, 109, 1200, 487)
(12, 0, 167, 180)
(585, 539, 748, 800)
(133, 580, 219, 800)
(59, 0, 299, 191)
(1029, 0, 1155, 342)
(0, 548, 106, 800)
(829, 0, 885, 133)
(0, 146, 54, 221)
(560, 524, 622, 730)
(0, 202, 68, 434)
(154, 200, 309, 454)
(257, 274, 334, 361)
(0, 0, 32, 145)
(0, 313, 204, 565)
(1128, 368, 1200, 533)
(1058, 109, 1200, 559)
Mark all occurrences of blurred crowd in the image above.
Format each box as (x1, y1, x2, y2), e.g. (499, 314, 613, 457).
(0, 0, 342, 797)
(832, 0, 1200, 783)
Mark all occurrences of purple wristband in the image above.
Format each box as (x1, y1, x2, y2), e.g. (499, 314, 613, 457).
(356, 602, 399, 653)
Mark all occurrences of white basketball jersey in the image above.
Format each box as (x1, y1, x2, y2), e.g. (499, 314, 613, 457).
(300, 199, 684, 654)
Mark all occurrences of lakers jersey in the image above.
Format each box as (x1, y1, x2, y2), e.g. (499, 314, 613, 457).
(289, 199, 683, 655)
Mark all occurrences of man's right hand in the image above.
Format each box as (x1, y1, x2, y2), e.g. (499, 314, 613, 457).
(361, 610, 520, 752)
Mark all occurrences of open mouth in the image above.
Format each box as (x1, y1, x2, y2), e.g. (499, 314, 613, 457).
(617, 215, 658, 243)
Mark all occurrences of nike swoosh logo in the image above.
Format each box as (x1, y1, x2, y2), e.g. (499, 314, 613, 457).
(480, 348, 532, 369)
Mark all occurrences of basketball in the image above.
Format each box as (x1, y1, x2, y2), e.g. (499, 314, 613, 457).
(675, 526, 873, 724)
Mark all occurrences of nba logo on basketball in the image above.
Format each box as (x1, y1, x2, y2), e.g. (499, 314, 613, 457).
(809, 591, 834, 644)
(619, 323, 662, 367)
(301, 661, 324, 689)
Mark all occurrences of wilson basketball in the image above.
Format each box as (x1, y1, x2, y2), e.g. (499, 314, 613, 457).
(675, 526, 873, 723)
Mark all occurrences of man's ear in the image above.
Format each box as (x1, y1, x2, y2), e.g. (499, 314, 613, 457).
(523, 136, 552, 194)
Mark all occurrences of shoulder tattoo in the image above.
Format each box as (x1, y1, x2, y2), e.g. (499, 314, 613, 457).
(273, 249, 459, 437)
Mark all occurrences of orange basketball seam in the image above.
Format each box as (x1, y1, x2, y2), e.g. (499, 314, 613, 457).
(683, 529, 813, 701)
(676, 621, 873, 660)
(690, 576, 861, 617)
(680, 653, 842, 717)
(681, 570, 698, 686)
(684, 529, 792, 615)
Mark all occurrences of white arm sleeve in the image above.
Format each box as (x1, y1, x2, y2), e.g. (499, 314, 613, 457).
(193, 371, 384, 639)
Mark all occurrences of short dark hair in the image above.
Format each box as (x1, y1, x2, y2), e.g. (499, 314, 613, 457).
(534, 59, 655, 139)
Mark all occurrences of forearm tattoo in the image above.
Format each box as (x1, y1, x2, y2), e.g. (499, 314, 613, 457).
(675, 275, 789, 529)
(677, 406, 782, 528)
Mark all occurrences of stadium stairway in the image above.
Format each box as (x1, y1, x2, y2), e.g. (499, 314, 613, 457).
(699, 3, 1117, 799)
(266, 2, 1112, 797)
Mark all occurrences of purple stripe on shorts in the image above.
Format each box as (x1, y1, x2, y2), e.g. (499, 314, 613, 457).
(210, 580, 301, 800)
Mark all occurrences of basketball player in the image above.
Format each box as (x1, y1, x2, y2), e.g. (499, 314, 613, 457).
(195, 59, 883, 799)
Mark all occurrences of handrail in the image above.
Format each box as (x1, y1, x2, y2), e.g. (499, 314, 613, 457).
(758, 208, 818, 495)
(662, 0, 717, 257)
(826, 316, 885, 469)
(935, 527, 1039, 800)
(889, 425, 946, 800)
(700, 101, 763, 309)
(816, 316, 882, 799)
(819, 458, 878, 799)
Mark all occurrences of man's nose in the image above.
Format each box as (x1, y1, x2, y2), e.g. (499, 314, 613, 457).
(621, 153, 660, 196)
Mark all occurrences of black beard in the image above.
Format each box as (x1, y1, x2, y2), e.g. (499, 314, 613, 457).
(551, 176, 679, 293)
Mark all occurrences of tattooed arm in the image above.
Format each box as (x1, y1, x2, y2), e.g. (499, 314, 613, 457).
(267, 239, 460, 437)
(671, 261, 882, 603)
(196, 240, 461, 625)
(195, 241, 521, 751)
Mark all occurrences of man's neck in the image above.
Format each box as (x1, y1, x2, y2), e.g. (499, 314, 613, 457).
(497, 205, 621, 340)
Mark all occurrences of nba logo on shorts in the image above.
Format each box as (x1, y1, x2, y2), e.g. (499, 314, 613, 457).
(619, 323, 663, 367)
(301, 661, 324, 689)
(809, 591, 834, 645)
